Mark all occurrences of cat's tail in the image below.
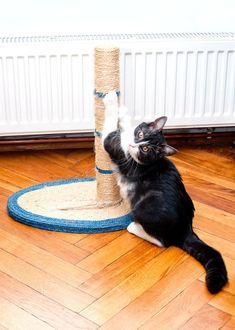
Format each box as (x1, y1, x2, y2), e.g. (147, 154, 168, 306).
(180, 231, 228, 294)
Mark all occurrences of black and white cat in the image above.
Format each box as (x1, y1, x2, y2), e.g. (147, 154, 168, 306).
(102, 91, 228, 294)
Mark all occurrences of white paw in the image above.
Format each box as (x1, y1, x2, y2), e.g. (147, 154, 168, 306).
(118, 106, 132, 130)
(127, 221, 138, 234)
(118, 106, 129, 119)
(103, 91, 118, 106)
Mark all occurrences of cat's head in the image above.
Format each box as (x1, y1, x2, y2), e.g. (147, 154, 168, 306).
(127, 116, 177, 165)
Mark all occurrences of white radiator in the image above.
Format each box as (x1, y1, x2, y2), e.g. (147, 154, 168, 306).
(0, 33, 235, 136)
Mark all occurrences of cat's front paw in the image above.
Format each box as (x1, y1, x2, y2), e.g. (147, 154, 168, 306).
(118, 106, 132, 129)
(118, 105, 128, 119)
(103, 91, 118, 107)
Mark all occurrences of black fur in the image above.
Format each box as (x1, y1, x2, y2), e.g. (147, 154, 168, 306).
(104, 117, 228, 294)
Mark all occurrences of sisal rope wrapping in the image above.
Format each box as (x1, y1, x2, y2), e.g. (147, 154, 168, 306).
(95, 47, 121, 206)
(95, 47, 120, 92)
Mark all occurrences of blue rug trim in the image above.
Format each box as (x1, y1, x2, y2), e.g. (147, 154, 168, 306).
(7, 177, 133, 233)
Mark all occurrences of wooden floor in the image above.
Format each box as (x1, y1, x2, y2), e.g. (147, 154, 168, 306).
(0, 145, 234, 329)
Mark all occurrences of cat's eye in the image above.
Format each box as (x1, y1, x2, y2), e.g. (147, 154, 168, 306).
(138, 131, 144, 139)
(142, 146, 149, 152)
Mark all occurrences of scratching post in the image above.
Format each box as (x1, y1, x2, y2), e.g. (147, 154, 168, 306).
(95, 47, 121, 207)
(8, 47, 133, 233)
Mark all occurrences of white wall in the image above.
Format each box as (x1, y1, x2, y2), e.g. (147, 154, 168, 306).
(0, 0, 234, 36)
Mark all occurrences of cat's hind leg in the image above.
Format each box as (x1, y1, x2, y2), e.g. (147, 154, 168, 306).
(127, 222, 164, 247)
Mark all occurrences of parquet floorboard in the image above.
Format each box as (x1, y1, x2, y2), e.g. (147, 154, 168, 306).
(0, 145, 234, 329)
(222, 317, 235, 329)
(0, 296, 54, 329)
(0, 272, 97, 329)
(178, 303, 230, 330)
(139, 281, 213, 330)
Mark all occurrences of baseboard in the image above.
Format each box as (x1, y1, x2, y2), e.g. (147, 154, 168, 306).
(0, 129, 234, 152)
(0, 136, 94, 152)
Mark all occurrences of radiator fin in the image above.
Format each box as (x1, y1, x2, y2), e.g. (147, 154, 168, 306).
(0, 34, 234, 136)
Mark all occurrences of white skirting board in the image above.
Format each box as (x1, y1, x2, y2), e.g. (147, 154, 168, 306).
(0, 33, 235, 136)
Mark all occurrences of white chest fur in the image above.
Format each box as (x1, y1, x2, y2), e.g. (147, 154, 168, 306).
(116, 173, 135, 200)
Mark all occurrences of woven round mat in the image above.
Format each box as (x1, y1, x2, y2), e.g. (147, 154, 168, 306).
(7, 178, 133, 233)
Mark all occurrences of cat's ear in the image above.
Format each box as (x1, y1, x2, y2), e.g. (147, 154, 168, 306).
(161, 144, 178, 156)
(149, 116, 167, 131)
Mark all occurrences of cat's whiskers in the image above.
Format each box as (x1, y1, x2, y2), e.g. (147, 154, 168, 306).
(125, 156, 134, 174)
(133, 160, 139, 177)
(118, 156, 133, 172)
(118, 156, 131, 166)
(130, 158, 136, 175)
